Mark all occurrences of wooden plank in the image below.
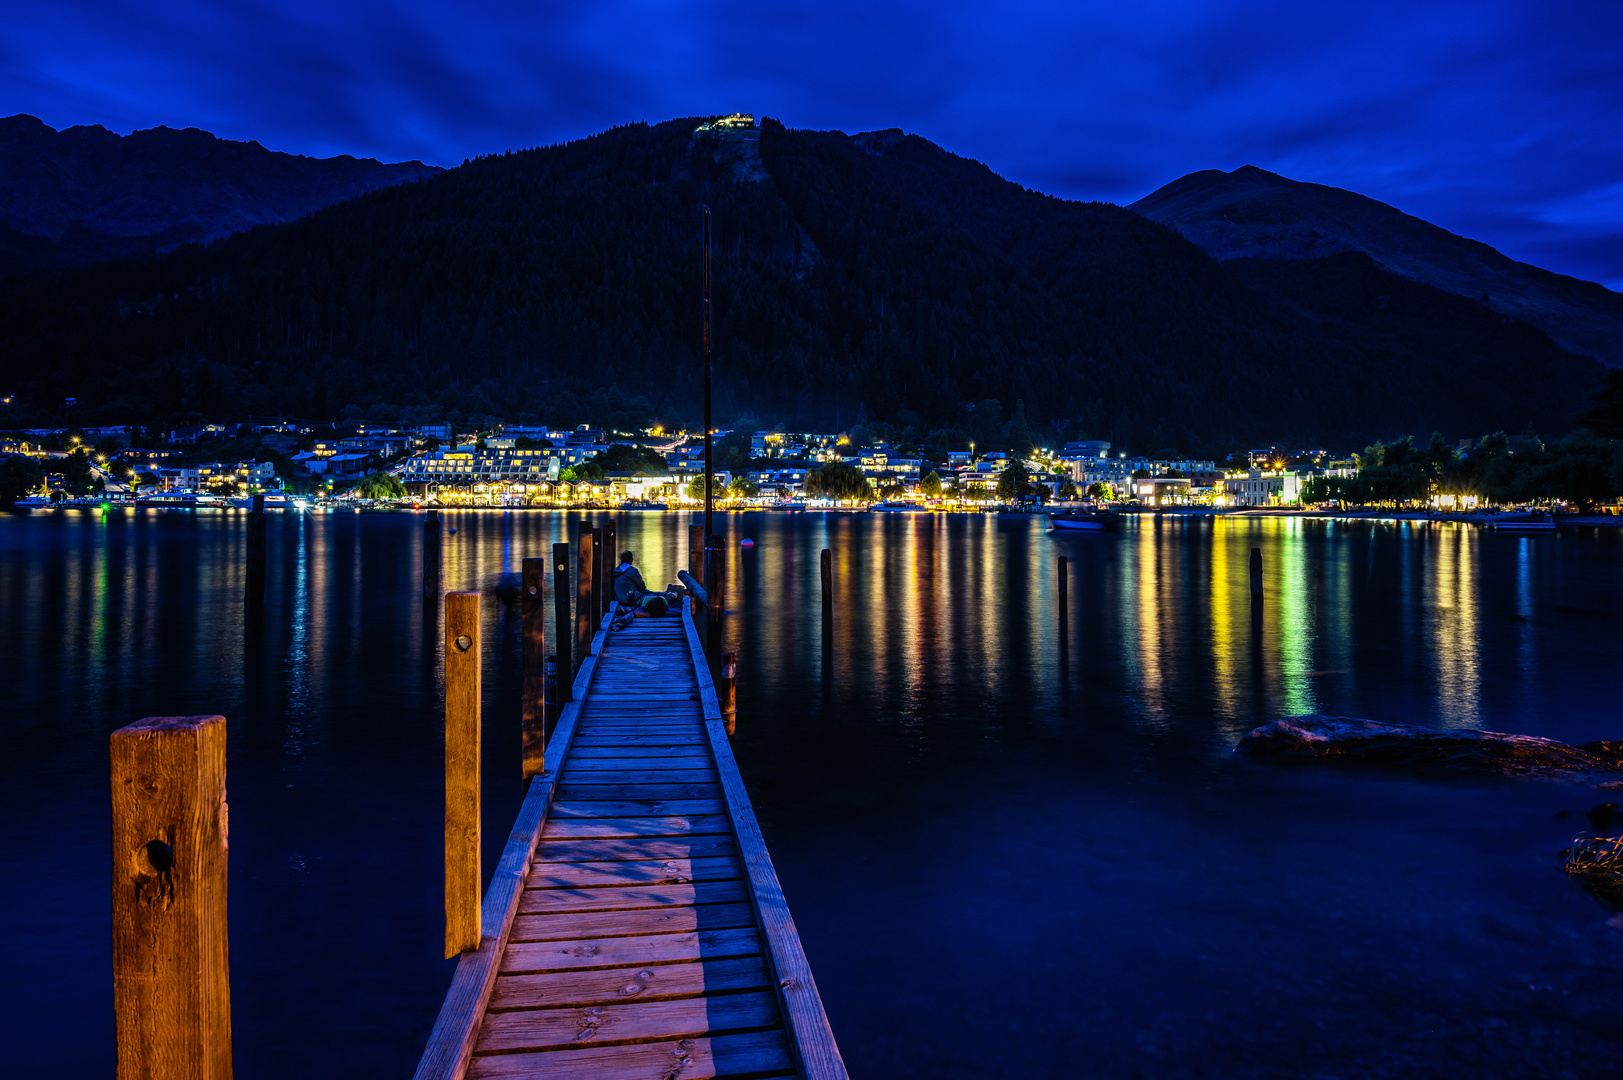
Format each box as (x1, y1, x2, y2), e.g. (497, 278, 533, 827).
(476, 989, 780, 1053)
(569, 742, 710, 755)
(508, 902, 758, 944)
(556, 782, 723, 801)
(682, 609, 850, 1080)
(411, 621, 604, 1080)
(500, 926, 764, 974)
(466, 1029, 794, 1080)
(532, 835, 737, 863)
(445, 590, 483, 957)
(563, 756, 715, 771)
(547, 799, 725, 819)
(488, 956, 771, 1010)
(518, 880, 749, 915)
(110, 715, 232, 1080)
(541, 815, 732, 838)
(558, 769, 718, 785)
(525, 855, 742, 890)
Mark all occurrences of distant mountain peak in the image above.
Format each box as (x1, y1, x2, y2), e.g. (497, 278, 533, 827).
(1130, 165, 1623, 365)
(0, 114, 440, 275)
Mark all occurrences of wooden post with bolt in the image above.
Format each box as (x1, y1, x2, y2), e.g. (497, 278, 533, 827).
(552, 543, 573, 701)
(720, 651, 738, 738)
(1249, 547, 1264, 604)
(576, 525, 595, 662)
(110, 714, 232, 1080)
(1058, 556, 1068, 605)
(443, 591, 481, 958)
(520, 558, 546, 780)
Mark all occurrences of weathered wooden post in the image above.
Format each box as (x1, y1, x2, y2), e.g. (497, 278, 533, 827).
(552, 542, 573, 704)
(719, 651, 738, 738)
(591, 525, 605, 625)
(1057, 556, 1068, 605)
(704, 533, 725, 642)
(602, 518, 617, 615)
(443, 591, 481, 957)
(245, 493, 266, 609)
(1249, 547, 1264, 604)
(576, 525, 595, 661)
(520, 558, 545, 780)
(110, 714, 232, 1080)
(422, 510, 441, 601)
(688, 524, 704, 617)
(820, 547, 833, 611)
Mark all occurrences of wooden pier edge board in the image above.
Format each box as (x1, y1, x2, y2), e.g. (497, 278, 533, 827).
(681, 612, 850, 1080)
(412, 614, 613, 1080)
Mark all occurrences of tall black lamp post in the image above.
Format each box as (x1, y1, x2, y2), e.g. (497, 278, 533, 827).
(701, 205, 714, 538)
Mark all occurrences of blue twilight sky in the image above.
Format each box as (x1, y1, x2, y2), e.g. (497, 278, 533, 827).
(4, 0, 1621, 287)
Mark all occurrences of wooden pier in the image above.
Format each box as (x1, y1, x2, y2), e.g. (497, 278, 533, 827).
(415, 600, 846, 1079)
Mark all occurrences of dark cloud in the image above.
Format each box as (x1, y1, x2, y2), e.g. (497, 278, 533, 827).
(3, 0, 1619, 286)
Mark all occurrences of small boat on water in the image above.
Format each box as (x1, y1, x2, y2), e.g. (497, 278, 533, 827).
(1048, 509, 1118, 532)
(872, 501, 927, 513)
(137, 492, 227, 509)
(1494, 518, 1558, 532)
(621, 500, 669, 511)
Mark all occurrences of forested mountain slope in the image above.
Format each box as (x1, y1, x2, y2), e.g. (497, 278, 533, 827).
(0, 118, 1602, 446)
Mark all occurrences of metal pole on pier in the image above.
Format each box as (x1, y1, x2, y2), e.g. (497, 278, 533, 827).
(702, 205, 714, 541)
(110, 714, 232, 1080)
(705, 532, 724, 646)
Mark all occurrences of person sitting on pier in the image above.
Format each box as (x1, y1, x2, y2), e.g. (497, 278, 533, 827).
(612, 551, 668, 616)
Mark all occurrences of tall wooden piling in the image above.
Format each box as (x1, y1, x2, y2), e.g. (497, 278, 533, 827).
(820, 547, 833, 610)
(591, 526, 605, 625)
(704, 533, 725, 643)
(575, 526, 595, 661)
(422, 510, 441, 601)
(520, 558, 546, 780)
(1249, 547, 1264, 604)
(689, 524, 704, 616)
(719, 651, 738, 738)
(245, 493, 266, 609)
(551, 542, 573, 705)
(110, 714, 232, 1080)
(443, 592, 481, 958)
(602, 518, 617, 615)
(1058, 556, 1068, 605)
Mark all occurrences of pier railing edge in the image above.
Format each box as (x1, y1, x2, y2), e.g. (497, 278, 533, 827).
(682, 609, 850, 1080)
(411, 614, 611, 1080)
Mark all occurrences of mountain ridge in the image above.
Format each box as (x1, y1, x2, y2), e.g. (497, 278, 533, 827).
(0, 118, 1604, 447)
(1129, 165, 1623, 365)
(0, 114, 440, 274)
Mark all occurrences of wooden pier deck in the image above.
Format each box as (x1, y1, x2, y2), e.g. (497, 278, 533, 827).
(415, 606, 846, 1080)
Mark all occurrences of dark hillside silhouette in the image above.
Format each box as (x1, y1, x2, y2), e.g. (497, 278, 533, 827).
(0, 118, 1603, 444)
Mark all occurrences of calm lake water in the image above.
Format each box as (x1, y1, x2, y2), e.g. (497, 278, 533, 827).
(2, 508, 1621, 1078)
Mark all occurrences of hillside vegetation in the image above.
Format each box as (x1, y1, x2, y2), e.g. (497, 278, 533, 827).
(0, 118, 1603, 449)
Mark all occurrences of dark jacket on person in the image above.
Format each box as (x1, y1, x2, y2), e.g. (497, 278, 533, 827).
(613, 562, 647, 605)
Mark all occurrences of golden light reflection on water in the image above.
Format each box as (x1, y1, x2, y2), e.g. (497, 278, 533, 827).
(1424, 523, 1480, 728)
